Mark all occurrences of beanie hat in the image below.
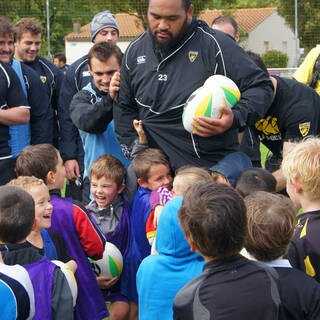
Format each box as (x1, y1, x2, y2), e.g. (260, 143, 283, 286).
(90, 10, 119, 41)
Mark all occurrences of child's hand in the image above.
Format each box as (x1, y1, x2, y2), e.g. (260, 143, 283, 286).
(133, 119, 147, 143)
(109, 72, 120, 100)
(153, 205, 164, 228)
(97, 275, 119, 289)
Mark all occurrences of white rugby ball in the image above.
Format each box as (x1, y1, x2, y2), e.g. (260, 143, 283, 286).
(52, 260, 78, 305)
(182, 75, 241, 133)
(90, 242, 123, 278)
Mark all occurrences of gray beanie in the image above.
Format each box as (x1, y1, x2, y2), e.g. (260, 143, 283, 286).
(90, 10, 119, 41)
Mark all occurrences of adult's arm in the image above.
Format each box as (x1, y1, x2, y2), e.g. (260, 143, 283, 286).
(58, 65, 81, 162)
(70, 90, 113, 134)
(0, 62, 30, 125)
(193, 30, 274, 136)
(113, 52, 139, 159)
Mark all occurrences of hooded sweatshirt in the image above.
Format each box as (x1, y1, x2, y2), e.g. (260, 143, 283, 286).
(136, 197, 204, 320)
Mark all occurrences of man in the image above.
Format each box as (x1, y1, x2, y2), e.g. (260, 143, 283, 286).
(0, 61, 29, 185)
(53, 52, 69, 74)
(0, 17, 52, 158)
(247, 51, 320, 191)
(293, 45, 320, 96)
(14, 18, 62, 148)
(114, 0, 273, 171)
(59, 10, 119, 201)
(211, 15, 262, 167)
(70, 42, 130, 203)
(211, 15, 240, 42)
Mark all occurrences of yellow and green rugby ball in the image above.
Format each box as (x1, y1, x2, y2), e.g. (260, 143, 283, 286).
(182, 75, 241, 133)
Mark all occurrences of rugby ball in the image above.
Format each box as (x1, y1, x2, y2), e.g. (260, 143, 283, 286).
(89, 242, 123, 278)
(52, 260, 78, 305)
(182, 75, 241, 133)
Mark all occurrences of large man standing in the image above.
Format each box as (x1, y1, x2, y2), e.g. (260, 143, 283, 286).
(14, 18, 62, 148)
(114, 0, 273, 170)
(59, 10, 120, 200)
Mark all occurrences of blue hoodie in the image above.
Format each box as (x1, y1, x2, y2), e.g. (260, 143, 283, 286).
(136, 197, 204, 320)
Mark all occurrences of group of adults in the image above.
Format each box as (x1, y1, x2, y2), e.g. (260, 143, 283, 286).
(1, 0, 320, 196)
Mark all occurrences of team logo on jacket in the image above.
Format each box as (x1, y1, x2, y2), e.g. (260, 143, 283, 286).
(188, 51, 198, 63)
(40, 76, 47, 83)
(137, 56, 146, 64)
(299, 122, 310, 137)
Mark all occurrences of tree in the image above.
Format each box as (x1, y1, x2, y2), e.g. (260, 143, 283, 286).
(277, 0, 320, 53)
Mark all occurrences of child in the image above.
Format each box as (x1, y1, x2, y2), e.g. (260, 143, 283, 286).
(121, 147, 173, 318)
(8, 176, 76, 272)
(15, 144, 108, 320)
(174, 182, 284, 320)
(137, 166, 212, 320)
(0, 185, 73, 319)
(86, 154, 130, 320)
(281, 137, 320, 282)
(244, 191, 320, 319)
(235, 167, 277, 197)
(0, 251, 35, 320)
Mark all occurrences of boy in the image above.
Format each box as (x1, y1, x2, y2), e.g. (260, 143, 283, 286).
(174, 182, 283, 320)
(282, 137, 320, 282)
(15, 143, 108, 320)
(236, 167, 277, 197)
(121, 148, 172, 318)
(245, 191, 320, 319)
(8, 176, 76, 272)
(0, 185, 73, 319)
(86, 154, 130, 320)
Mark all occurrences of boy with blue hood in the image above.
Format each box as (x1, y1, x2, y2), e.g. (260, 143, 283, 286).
(136, 166, 211, 319)
(137, 197, 204, 319)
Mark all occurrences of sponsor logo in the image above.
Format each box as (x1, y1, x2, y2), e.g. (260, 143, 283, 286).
(299, 122, 310, 137)
(255, 116, 280, 136)
(40, 76, 47, 83)
(137, 56, 146, 64)
(188, 51, 198, 63)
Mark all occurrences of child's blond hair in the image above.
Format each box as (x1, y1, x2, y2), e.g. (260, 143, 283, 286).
(7, 176, 45, 192)
(174, 166, 212, 196)
(281, 137, 320, 200)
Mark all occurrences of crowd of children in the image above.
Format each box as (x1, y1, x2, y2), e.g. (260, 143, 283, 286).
(2, 135, 320, 319)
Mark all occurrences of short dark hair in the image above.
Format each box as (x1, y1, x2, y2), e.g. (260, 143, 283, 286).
(0, 186, 35, 243)
(90, 154, 126, 188)
(148, 0, 192, 12)
(236, 168, 277, 198)
(88, 42, 122, 68)
(244, 191, 297, 261)
(16, 144, 60, 183)
(132, 148, 170, 182)
(14, 18, 42, 42)
(211, 15, 238, 35)
(179, 182, 247, 259)
(0, 17, 13, 36)
(246, 51, 269, 75)
(54, 52, 66, 64)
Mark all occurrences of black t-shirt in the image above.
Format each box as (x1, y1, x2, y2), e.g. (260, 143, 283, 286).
(31, 229, 73, 264)
(0, 61, 29, 157)
(275, 267, 320, 319)
(285, 210, 320, 283)
(252, 76, 320, 156)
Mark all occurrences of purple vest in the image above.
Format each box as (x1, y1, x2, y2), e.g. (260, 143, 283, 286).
(50, 196, 108, 320)
(24, 258, 56, 320)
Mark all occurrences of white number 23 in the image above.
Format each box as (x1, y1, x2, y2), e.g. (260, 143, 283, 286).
(158, 74, 168, 81)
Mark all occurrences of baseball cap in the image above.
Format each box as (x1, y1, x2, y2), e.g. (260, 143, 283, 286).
(90, 10, 119, 41)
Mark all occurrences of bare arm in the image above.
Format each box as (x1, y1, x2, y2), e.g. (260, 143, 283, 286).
(0, 107, 30, 125)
